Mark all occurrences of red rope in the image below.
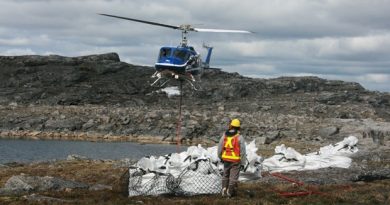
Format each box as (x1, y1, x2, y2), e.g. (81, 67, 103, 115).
(267, 172, 355, 197)
(271, 172, 305, 186)
(266, 172, 327, 197)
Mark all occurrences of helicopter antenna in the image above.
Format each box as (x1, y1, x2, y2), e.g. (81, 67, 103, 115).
(99, 13, 252, 47)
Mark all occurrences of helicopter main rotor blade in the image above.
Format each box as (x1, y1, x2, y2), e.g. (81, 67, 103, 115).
(99, 13, 180, 30)
(194, 28, 253, 33)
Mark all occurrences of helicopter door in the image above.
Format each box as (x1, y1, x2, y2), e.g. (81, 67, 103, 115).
(158, 48, 172, 63)
(172, 49, 190, 65)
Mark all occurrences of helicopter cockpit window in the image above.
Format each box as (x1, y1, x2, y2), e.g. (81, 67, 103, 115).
(173, 50, 190, 62)
(159, 48, 171, 58)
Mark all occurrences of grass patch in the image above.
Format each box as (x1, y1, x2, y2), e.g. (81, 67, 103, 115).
(1, 160, 390, 204)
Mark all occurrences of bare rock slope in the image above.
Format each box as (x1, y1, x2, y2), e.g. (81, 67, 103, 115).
(0, 53, 389, 148)
(1, 53, 390, 193)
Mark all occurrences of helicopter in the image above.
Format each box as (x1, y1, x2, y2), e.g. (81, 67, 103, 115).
(99, 13, 252, 90)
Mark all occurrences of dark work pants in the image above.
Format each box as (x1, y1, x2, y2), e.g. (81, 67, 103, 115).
(222, 161, 240, 196)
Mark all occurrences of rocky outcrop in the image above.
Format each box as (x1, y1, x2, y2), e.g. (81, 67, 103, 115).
(352, 169, 390, 182)
(0, 173, 113, 197)
(0, 53, 377, 107)
(23, 193, 74, 203)
(66, 154, 91, 161)
(0, 174, 89, 195)
(88, 184, 112, 191)
(363, 125, 390, 146)
(1, 53, 390, 147)
(0, 53, 150, 106)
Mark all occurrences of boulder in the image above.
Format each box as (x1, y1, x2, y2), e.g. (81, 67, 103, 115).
(264, 131, 281, 144)
(44, 118, 83, 131)
(89, 184, 112, 191)
(23, 193, 74, 203)
(352, 169, 390, 182)
(255, 136, 266, 145)
(82, 119, 95, 130)
(93, 62, 128, 75)
(112, 158, 137, 168)
(1, 175, 89, 195)
(361, 121, 390, 146)
(363, 129, 390, 146)
(66, 154, 90, 161)
(319, 126, 340, 137)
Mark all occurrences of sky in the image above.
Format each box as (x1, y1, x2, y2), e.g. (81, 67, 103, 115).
(0, 0, 389, 92)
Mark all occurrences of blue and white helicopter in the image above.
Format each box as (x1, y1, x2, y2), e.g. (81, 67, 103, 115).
(99, 14, 251, 90)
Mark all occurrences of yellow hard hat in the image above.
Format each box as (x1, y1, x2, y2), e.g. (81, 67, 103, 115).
(230, 119, 240, 127)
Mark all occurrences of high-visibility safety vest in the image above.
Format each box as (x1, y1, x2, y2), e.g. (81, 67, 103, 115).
(221, 134, 241, 162)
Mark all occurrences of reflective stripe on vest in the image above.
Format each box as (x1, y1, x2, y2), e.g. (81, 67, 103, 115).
(221, 134, 241, 162)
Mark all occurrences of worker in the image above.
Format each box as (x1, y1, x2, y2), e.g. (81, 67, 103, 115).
(217, 118, 246, 197)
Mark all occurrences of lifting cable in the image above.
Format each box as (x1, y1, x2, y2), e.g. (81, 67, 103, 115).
(176, 80, 183, 152)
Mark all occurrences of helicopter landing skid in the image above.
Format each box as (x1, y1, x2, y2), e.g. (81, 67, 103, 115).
(151, 72, 171, 87)
(151, 70, 201, 91)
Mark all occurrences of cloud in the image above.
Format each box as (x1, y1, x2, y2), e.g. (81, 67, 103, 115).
(223, 63, 276, 75)
(358, 74, 390, 84)
(0, 0, 389, 92)
(0, 35, 52, 47)
(0, 48, 36, 56)
(0, 37, 30, 46)
(217, 33, 390, 60)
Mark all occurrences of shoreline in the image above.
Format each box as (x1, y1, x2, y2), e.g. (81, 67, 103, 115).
(0, 130, 163, 143)
(0, 130, 216, 146)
